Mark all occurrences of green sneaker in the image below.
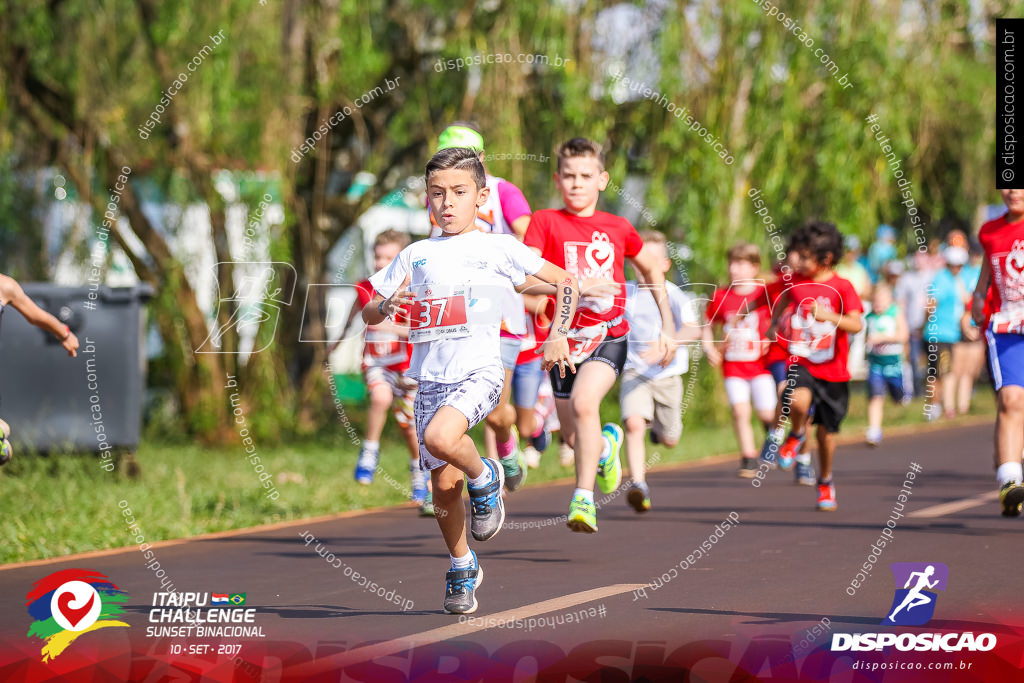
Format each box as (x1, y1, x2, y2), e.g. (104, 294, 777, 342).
(500, 427, 527, 492)
(567, 495, 597, 533)
(596, 423, 623, 494)
(419, 491, 435, 517)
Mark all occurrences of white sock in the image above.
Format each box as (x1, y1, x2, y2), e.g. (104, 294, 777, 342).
(996, 462, 1023, 486)
(796, 452, 812, 466)
(573, 487, 594, 503)
(363, 440, 379, 453)
(468, 462, 494, 488)
(598, 439, 611, 463)
(450, 550, 474, 570)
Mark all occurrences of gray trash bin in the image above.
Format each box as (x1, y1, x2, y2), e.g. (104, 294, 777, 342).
(0, 283, 153, 459)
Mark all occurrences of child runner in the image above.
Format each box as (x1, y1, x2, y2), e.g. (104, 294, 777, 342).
(762, 221, 863, 511)
(620, 231, 700, 511)
(524, 137, 675, 533)
(432, 123, 536, 492)
(761, 240, 815, 486)
(0, 274, 80, 464)
(702, 243, 777, 478)
(363, 147, 578, 613)
(971, 188, 1024, 517)
(863, 282, 910, 446)
(346, 230, 432, 514)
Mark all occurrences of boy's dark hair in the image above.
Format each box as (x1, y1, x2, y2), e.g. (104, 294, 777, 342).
(556, 137, 606, 172)
(425, 147, 486, 189)
(791, 220, 844, 267)
(374, 229, 410, 249)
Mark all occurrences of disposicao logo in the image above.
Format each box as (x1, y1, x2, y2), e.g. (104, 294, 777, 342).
(26, 568, 129, 662)
(831, 562, 996, 653)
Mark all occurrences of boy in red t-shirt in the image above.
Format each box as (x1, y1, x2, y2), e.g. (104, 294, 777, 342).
(524, 138, 676, 533)
(703, 242, 777, 478)
(971, 188, 1024, 517)
(762, 221, 863, 511)
(344, 230, 430, 513)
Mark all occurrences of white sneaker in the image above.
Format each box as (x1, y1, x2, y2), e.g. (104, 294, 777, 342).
(866, 427, 882, 447)
(523, 445, 542, 469)
(559, 442, 575, 467)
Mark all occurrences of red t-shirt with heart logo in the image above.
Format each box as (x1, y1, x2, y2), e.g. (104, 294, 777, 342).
(978, 213, 1024, 327)
(525, 209, 643, 337)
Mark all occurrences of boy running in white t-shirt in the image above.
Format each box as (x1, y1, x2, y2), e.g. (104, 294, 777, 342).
(620, 231, 700, 511)
(363, 147, 578, 614)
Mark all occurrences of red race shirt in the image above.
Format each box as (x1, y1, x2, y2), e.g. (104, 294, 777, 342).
(706, 283, 772, 379)
(524, 209, 643, 337)
(516, 311, 551, 365)
(778, 274, 863, 382)
(355, 279, 412, 373)
(764, 274, 808, 364)
(978, 214, 1024, 332)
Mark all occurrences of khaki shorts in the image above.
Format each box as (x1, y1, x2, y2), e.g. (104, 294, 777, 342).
(619, 370, 683, 443)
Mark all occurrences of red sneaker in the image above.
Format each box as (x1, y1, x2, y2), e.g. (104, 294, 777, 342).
(816, 482, 836, 511)
(777, 432, 805, 471)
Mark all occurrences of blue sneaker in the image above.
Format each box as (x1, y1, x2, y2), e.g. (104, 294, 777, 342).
(354, 447, 378, 485)
(530, 427, 552, 452)
(596, 423, 624, 494)
(410, 463, 428, 503)
(759, 428, 784, 469)
(794, 459, 815, 486)
(468, 458, 505, 541)
(444, 550, 483, 614)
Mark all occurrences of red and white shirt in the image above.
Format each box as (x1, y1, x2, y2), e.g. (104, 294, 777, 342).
(706, 282, 772, 379)
(978, 213, 1024, 334)
(524, 209, 643, 338)
(778, 274, 863, 382)
(355, 279, 411, 373)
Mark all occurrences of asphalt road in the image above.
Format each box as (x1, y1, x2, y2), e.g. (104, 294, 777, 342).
(2, 422, 1022, 682)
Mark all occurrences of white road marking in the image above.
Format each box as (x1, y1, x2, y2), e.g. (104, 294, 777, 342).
(908, 490, 1000, 518)
(291, 582, 645, 674)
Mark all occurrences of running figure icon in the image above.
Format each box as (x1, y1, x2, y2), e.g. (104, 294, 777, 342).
(887, 565, 939, 623)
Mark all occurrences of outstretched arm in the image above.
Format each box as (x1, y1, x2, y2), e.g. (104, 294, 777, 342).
(531, 263, 579, 378)
(0, 275, 79, 357)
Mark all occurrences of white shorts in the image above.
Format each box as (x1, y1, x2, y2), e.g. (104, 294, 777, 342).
(364, 366, 417, 427)
(414, 367, 504, 471)
(724, 374, 777, 412)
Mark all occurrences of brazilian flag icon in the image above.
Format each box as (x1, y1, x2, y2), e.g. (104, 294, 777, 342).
(229, 593, 246, 606)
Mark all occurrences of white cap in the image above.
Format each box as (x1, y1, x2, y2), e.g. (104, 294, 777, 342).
(944, 246, 968, 266)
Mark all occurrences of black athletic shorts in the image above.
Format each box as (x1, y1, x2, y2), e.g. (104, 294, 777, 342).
(782, 363, 849, 433)
(549, 334, 628, 399)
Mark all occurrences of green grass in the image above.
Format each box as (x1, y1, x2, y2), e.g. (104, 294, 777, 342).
(1, 382, 996, 565)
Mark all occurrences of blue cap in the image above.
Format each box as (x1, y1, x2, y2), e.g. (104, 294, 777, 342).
(876, 224, 896, 241)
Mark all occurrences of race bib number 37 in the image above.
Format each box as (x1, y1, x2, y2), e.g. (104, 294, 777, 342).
(409, 287, 470, 343)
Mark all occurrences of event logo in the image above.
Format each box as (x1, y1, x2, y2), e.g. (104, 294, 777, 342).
(832, 561, 996, 653)
(884, 562, 948, 626)
(26, 569, 129, 662)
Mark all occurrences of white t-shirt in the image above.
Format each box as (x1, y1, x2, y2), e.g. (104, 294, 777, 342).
(623, 280, 697, 379)
(370, 230, 545, 383)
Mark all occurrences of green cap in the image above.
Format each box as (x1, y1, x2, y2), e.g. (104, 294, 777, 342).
(436, 125, 485, 152)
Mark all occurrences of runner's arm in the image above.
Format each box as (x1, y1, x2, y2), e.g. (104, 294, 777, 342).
(629, 247, 677, 367)
(0, 275, 79, 357)
(531, 262, 578, 377)
(970, 259, 991, 326)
